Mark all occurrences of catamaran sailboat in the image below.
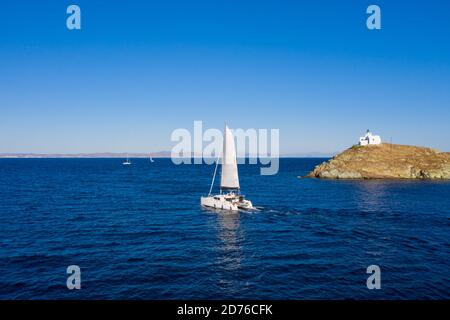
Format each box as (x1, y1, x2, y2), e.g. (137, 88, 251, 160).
(123, 154, 131, 165)
(201, 125, 254, 211)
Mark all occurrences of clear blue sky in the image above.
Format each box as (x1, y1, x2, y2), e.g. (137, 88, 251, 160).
(1, 0, 449, 154)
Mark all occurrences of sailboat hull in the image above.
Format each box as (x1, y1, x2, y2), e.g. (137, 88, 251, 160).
(201, 196, 238, 211)
(201, 194, 253, 211)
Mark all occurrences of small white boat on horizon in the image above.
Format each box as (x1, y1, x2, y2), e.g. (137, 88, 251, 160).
(123, 154, 131, 165)
(201, 125, 254, 211)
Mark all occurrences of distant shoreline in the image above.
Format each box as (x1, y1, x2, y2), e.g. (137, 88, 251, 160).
(0, 153, 171, 159)
(0, 152, 335, 159)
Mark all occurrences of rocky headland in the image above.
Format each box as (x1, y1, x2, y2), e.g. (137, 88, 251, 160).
(307, 143, 450, 179)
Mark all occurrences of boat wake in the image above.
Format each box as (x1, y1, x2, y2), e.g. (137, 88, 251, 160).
(245, 206, 263, 212)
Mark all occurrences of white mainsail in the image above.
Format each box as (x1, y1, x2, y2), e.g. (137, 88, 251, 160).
(220, 125, 240, 190)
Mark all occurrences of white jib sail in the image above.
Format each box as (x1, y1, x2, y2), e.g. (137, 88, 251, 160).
(220, 125, 240, 190)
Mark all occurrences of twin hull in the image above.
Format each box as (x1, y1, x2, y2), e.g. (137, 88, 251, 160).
(200, 196, 239, 211)
(201, 194, 254, 211)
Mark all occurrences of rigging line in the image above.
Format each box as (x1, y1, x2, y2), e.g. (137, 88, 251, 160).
(208, 152, 221, 196)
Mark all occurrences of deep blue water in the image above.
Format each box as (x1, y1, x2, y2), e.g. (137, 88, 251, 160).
(0, 158, 449, 299)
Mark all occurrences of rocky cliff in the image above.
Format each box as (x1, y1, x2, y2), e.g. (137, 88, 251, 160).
(307, 143, 450, 179)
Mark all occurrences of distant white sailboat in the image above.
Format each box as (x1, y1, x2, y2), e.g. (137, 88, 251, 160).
(201, 125, 254, 211)
(123, 154, 131, 165)
(149, 155, 155, 163)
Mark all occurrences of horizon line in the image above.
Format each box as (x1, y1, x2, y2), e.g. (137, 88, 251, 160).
(0, 151, 336, 159)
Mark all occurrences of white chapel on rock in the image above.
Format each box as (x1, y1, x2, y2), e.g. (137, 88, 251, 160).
(359, 129, 381, 146)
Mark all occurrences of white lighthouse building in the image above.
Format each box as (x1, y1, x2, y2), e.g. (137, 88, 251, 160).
(359, 129, 381, 146)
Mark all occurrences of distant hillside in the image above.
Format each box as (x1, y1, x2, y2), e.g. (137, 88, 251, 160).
(307, 143, 450, 179)
(0, 152, 173, 158)
(0, 152, 336, 158)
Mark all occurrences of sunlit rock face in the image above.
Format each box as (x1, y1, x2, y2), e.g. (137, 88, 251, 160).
(307, 143, 450, 179)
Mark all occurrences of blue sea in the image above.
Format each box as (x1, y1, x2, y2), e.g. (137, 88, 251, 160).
(0, 158, 449, 299)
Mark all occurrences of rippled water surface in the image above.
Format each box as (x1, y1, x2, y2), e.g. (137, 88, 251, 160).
(0, 158, 449, 299)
